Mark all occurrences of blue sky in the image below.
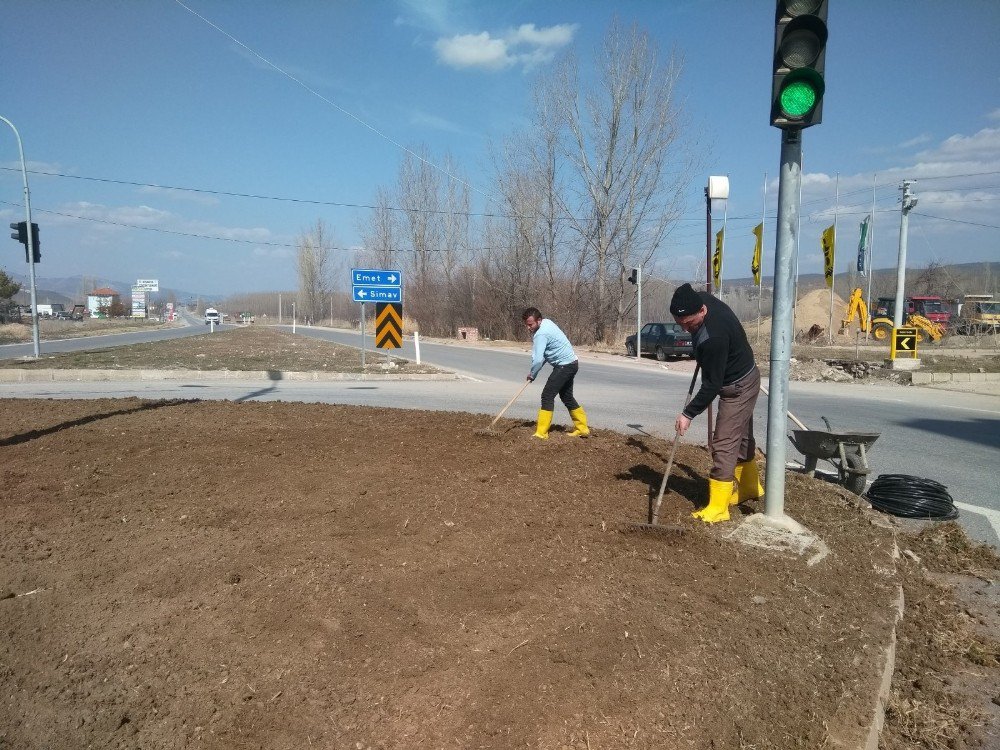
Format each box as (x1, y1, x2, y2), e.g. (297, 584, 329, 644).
(2, 0, 999, 297)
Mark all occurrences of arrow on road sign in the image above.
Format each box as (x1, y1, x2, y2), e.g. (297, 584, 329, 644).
(353, 286, 401, 303)
(375, 302, 403, 349)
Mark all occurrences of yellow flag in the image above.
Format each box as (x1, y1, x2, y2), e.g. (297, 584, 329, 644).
(713, 228, 724, 290)
(821, 225, 835, 289)
(751, 223, 763, 285)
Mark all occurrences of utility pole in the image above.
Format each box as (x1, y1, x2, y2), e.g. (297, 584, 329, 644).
(891, 181, 918, 329)
(1, 115, 40, 358)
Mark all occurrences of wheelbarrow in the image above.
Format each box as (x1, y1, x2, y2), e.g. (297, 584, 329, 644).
(789, 417, 880, 496)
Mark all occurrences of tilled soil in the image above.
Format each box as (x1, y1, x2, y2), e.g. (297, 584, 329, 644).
(0, 397, 951, 749)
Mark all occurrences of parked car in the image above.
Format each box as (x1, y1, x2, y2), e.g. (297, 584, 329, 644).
(625, 322, 694, 360)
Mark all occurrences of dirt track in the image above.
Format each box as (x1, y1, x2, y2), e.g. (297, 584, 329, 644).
(1, 397, 906, 749)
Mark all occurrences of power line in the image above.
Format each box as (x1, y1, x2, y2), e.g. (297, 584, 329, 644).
(172, 0, 488, 200)
(912, 211, 1000, 230)
(1, 167, 513, 219)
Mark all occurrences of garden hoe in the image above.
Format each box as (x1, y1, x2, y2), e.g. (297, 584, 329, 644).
(475, 380, 532, 437)
(628, 365, 700, 536)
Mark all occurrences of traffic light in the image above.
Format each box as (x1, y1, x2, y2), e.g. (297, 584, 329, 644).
(628, 267, 639, 285)
(9, 221, 40, 263)
(770, 0, 828, 129)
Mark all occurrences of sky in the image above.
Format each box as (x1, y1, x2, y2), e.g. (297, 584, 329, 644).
(2, 0, 999, 298)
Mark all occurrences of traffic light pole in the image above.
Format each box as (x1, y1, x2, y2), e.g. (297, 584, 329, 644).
(763, 128, 804, 527)
(0, 115, 40, 358)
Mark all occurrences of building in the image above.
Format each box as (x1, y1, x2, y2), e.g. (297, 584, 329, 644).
(87, 287, 120, 318)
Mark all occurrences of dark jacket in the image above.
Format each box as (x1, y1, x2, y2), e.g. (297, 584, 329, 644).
(683, 292, 756, 419)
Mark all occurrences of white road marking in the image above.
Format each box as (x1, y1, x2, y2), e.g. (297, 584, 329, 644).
(954, 501, 1000, 538)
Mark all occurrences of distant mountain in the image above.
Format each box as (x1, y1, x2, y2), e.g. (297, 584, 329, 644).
(5, 272, 210, 305)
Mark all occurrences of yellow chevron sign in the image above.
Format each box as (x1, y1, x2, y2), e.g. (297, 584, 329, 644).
(890, 326, 918, 359)
(375, 302, 403, 349)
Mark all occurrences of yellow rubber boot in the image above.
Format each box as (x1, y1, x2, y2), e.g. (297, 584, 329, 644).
(532, 409, 553, 440)
(692, 477, 734, 523)
(736, 460, 765, 502)
(730, 464, 743, 506)
(567, 407, 590, 437)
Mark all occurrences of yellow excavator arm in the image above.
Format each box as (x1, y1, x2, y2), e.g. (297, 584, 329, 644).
(840, 288, 869, 333)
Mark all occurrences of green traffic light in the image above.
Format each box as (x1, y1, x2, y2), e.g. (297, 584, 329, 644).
(780, 80, 818, 117)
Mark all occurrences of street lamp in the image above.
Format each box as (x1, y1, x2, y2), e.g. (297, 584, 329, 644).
(703, 175, 729, 445)
(705, 176, 730, 294)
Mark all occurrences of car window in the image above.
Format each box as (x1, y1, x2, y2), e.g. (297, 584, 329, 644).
(640, 324, 654, 336)
(667, 323, 684, 334)
(652, 325, 665, 336)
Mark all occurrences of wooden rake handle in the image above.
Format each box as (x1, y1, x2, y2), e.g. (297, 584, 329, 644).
(489, 380, 532, 428)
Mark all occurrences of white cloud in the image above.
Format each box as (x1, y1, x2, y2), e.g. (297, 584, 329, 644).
(897, 134, 932, 149)
(987, 108, 1000, 121)
(435, 23, 577, 72)
(138, 186, 220, 206)
(409, 110, 467, 134)
(435, 32, 512, 70)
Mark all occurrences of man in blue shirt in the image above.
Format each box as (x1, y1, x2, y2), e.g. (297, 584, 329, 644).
(522, 307, 588, 439)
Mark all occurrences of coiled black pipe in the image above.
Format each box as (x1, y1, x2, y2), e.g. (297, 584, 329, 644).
(864, 474, 958, 520)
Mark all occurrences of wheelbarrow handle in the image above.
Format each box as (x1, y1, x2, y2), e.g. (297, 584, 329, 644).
(759, 383, 809, 431)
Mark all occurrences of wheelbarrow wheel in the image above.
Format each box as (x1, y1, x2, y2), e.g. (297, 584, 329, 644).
(842, 451, 868, 496)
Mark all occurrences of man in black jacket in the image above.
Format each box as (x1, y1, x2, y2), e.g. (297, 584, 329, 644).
(670, 283, 764, 523)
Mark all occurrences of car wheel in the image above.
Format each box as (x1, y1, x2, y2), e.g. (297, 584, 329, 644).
(626, 342, 637, 357)
(655, 346, 667, 362)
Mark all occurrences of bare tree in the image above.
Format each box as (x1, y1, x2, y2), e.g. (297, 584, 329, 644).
(296, 220, 337, 323)
(536, 20, 697, 342)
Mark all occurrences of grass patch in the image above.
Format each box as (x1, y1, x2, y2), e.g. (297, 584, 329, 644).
(1, 326, 447, 375)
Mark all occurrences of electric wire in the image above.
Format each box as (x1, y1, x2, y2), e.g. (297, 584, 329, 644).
(864, 474, 958, 520)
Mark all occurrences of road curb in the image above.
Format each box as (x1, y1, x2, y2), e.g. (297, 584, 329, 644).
(911, 370, 1000, 384)
(0, 368, 461, 383)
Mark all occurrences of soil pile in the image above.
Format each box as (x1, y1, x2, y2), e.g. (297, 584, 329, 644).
(0, 398, 905, 749)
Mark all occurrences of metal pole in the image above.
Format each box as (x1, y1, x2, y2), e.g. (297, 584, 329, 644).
(758, 172, 767, 344)
(829, 173, 840, 343)
(705, 188, 713, 294)
(636, 267, 642, 360)
(704, 188, 714, 445)
(864, 174, 876, 340)
(764, 129, 803, 522)
(0, 115, 40, 358)
(292, 301, 296, 334)
(278, 293, 282, 326)
(719, 191, 728, 301)
(360, 302, 366, 368)
(892, 181, 918, 329)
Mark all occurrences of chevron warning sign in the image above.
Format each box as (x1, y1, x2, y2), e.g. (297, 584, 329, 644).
(375, 302, 403, 349)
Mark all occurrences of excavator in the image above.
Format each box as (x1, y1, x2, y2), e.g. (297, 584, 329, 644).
(840, 288, 868, 334)
(840, 287, 945, 342)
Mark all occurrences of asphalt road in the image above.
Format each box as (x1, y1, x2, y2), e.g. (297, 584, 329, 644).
(2, 321, 998, 548)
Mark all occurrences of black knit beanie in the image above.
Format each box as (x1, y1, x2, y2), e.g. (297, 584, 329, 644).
(669, 283, 703, 317)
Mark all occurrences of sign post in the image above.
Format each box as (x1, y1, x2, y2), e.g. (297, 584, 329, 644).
(352, 269, 403, 368)
(890, 326, 918, 361)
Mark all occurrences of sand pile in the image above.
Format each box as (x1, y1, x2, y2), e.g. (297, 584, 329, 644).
(754, 288, 861, 340)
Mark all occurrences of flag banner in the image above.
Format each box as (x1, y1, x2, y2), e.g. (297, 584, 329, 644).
(857, 214, 870, 277)
(821, 225, 836, 289)
(713, 228, 724, 290)
(751, 223, 763, 286)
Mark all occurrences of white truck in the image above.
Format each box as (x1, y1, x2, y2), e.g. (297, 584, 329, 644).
(204, 307, 221, 326)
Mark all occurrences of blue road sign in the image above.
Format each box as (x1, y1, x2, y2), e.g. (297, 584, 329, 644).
(352, 268, 402, 287)
(353, 286, 402, 303)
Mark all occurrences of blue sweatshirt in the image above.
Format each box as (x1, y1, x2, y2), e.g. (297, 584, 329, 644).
(529, 319, 577, 379)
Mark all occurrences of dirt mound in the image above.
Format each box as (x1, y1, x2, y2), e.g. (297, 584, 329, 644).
(754, 288, 859, 340)
(0, 398, 905, 749)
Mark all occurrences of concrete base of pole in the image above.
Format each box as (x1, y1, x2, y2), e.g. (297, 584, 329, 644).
(885, 358, 921, 371)
(725, 512, 830, 565)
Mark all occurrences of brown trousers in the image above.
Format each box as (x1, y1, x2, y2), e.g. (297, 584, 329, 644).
(710, 366, 760, 481)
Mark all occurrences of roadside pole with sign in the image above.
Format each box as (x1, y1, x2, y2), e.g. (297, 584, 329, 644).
(890, 326, 918, 362)
(352, 269, 403, 368)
